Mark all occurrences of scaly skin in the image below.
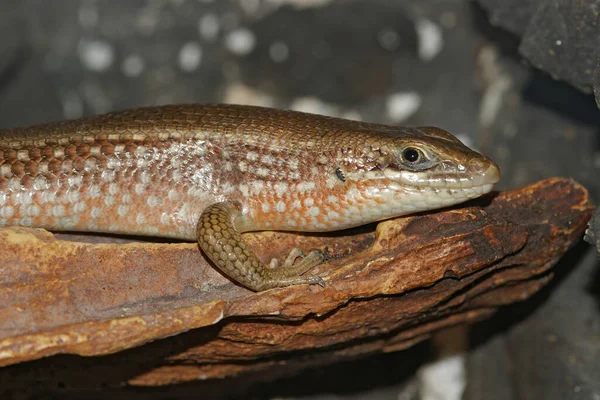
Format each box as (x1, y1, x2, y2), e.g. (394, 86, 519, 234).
(0, 104, 500, 291)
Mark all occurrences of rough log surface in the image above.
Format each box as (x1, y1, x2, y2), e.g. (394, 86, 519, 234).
(0, 177, 592, 389)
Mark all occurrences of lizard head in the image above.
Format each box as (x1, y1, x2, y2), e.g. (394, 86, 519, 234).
(334, 126, 500, 223)
(378, 126, 499, 190)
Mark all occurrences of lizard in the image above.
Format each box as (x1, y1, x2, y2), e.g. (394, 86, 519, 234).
(0, 104, 500, 291)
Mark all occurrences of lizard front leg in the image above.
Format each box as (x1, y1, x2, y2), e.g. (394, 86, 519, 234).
(197, 201, 325, 291)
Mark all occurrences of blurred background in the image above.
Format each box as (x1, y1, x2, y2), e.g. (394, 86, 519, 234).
(0, 0, 598, 399)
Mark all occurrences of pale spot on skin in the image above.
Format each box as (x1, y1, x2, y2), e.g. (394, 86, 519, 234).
(122, 194, 132, 204)
(68, 175, 83, 188)
(250, 180, 265, 195)
(84, 157, 97, 171)
(170, 158, 182, 169)
(33, 176, 49, 191)
(238, 161, 248, 172)
(261, 155, 275, 165)
(308, 206, 320, 217)
(89, 185, 101, 198)
(19, 217, 33, 226)
(222, 182, 235, 194)
(176, 203, 190, 219)
(275, 182, 288, 197)
(239, 184, 249, 197)
(41, 191, 57, 204)
(134, 184, 146, 195)
(8, 178, 21, 191)
(292, 199, 301, 209)
(106, 157, 121, 170)
(290, 171, 301, 180)
(91, 208, 101, 219)
(66, 191, 80, 203)
(117, 205, 129, 217)
(1, 206, 14, 218)
(288, 158, 299, 170)
(53, 147, 65, 159)
(73, 202, 86, 214)
(137, 159, 149, 169)
(0, 193, 5, 206)
(104, 195, 115, 207)
(223, 161, 233, 172)
(136, 213, 146, 224)
(327, 210, 340, 220)
(187, 187, 203, 197)
(347, 187, 360, 198)
(198, 164, 214, 177)
(276, 201, 286, 212)
(147, 196, 162, 207)
(51, 205, 65, 217)
(0, 164, 11, 178)
(246, 151, 258, 161)
(327, 195, 338, 203)
(17, 149, 29, 162)
(326, 174, 338, 188)
(160, 213, 170, 224)
(101, 170, 116, 182)
(172, 169, 183, 181)
(140, 171, 152, 184)
(297, 181, 315, 192)
(134, 146, 148, 157)
(26, 205, 40, 216)
(304, 197, 314, 207)
(348, 206, 360, 215)
(168, 189, 179, 201)
(38, 162, 49, 174)
(60, 215, 79, 227)
(108, 183, 119, 195)
(261, 202, 270, 213)
(257, 167, 269, 177)
(15, 192, 33, 205)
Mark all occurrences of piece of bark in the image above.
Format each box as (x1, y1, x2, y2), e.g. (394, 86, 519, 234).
(0, 177, 592, 388)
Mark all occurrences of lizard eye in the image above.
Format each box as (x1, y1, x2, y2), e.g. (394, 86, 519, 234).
(395, 146, 436, 171)
(402, 147, 422, 164)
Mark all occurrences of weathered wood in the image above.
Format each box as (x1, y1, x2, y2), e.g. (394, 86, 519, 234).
(0, 177, 592, 389)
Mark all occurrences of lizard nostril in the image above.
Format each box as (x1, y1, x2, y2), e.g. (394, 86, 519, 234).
(468, 159, 487, 174)
(468, 157, 500, 184)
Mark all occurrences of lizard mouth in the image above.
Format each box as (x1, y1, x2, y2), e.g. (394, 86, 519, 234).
(383, 157, 500, 191)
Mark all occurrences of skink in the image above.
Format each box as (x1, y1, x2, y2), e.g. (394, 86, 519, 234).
(0, 104, 500, 291)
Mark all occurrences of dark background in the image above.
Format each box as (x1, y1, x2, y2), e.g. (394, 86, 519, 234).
(0, 0, 598, 399)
